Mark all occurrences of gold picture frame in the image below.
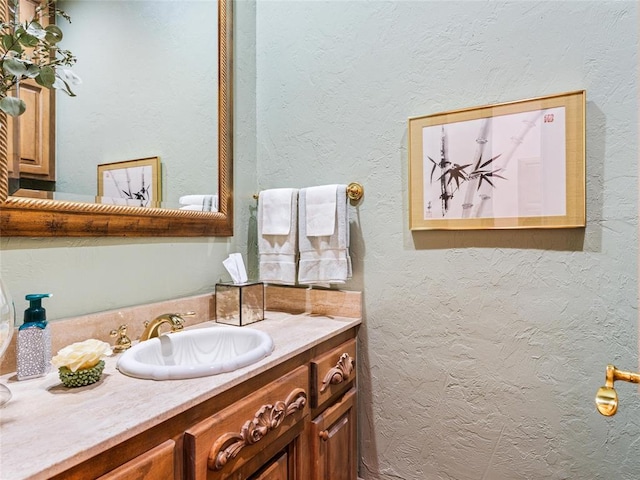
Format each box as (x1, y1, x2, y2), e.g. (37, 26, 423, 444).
(408, 90, 586, 230)
(97, 157, 162, 208)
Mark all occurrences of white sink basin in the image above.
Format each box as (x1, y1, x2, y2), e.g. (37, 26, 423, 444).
(116, 325, 274, 380)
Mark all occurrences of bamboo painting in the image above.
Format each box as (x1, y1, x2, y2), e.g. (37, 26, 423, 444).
(97, 157, 161, 208)
(409, 91, 586, 230)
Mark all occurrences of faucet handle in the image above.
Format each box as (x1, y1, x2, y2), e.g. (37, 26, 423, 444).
(169, 314, 185, 331)
(170, 311, 196, 330)
(109, 324, 132, 353)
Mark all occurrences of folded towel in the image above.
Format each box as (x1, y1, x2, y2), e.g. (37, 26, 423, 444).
(179, 204, 217, 212)
(179, 194, 218, 211)
(298, 185, 351, 285)
(258, 188, 299, 285)
(259, 188, 294, 235)
(305, 184, 337, 236)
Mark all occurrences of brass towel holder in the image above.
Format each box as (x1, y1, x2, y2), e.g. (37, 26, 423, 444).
(595, 364, 640, 416)
(253, 182, 364, 203)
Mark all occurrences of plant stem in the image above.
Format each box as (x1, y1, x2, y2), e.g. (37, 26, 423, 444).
(438, 126, 451, 216)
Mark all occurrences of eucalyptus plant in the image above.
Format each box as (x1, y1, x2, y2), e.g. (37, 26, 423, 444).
(0, 0, 77, 117)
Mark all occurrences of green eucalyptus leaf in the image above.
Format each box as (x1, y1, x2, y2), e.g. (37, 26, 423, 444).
(2, 35, 23, 54)
(18, 32, 39, 48)
(35, 66, 56, 87)
(0, 96, 26, 117)
(1, 34, 15, 51)
(26, 21, 47, 40)
(24, 63, 40, 79)
(3, 57, 27, 76)
(44, 24, 63, 44)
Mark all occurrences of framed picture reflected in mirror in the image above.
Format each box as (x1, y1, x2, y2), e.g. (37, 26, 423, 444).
(97, 157, 162, 208)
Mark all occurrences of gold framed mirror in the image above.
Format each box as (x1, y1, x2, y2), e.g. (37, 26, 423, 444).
(0, 0, 233, 237)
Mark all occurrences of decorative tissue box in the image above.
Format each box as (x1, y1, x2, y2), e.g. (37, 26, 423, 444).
(215, 282, 265, 326)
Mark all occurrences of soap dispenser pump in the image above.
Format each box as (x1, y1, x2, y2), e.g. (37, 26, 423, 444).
(17, 293, 52, 380)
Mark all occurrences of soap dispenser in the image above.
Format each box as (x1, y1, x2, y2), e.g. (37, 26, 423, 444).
(17, 294, 52, 380)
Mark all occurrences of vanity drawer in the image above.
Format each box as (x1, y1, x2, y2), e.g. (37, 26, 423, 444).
(310, 339, 356, 409)
(185, 365, 309, 480)
(97, 439, 175, 480)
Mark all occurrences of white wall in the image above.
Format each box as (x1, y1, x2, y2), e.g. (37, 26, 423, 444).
(254, 1, 638, 478)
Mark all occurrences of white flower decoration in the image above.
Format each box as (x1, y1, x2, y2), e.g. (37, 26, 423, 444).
(51, 339, 112, 372)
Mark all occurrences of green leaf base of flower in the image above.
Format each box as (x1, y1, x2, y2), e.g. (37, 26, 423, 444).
(58, 360, 105, 388)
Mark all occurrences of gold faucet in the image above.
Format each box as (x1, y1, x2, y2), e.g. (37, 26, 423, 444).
(139, 312, 196, 341)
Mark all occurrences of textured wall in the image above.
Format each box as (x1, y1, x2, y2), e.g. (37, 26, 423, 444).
(254, 1, 638, 478)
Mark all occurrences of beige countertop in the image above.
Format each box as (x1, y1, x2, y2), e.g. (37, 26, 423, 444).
(0, 311, 361, 480)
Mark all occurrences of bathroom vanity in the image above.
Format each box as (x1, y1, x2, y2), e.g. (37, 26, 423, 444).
(0, 287, 361, 480)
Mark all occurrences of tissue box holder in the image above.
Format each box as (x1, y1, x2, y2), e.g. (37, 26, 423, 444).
(215, 282, 265, 326)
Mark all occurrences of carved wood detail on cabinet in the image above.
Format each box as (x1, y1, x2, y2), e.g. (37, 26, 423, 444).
(209, 387, 307, 471)
(320, 353, 355, 393)
(311, 339, 357, 409)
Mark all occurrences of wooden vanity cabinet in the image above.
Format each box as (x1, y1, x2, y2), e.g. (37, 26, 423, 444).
(47, 329, 358, 480)
(309, 339, 358, 480)
(184, 365, 309, 480)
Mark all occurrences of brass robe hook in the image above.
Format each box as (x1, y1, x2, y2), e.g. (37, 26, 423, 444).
(595, 364, 640, 416)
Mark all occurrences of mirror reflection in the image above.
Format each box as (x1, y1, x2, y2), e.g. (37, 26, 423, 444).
(16, 0, 219, 211)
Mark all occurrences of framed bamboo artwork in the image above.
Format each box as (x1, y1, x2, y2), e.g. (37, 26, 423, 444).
(408, 90, 586, 230)
(97, 157, 162, 208)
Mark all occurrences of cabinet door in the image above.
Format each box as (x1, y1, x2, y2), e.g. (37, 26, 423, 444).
(250, 451, 289, 480)
(310, 387, 357, 480)
(96, 439, 175, 480)
(7, 0, 55, 182)
(185, 365, 309, 480)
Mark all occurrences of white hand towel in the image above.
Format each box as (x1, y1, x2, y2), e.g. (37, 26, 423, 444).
(258, 188, 299, 285)
(178, 194, 218, 211)
(180, 204, 208, 211)
(179, 194, 216, 205)
(298, 185, 351, 285)
(305, 184, 338, 236)
(259, 188, 295, 235)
